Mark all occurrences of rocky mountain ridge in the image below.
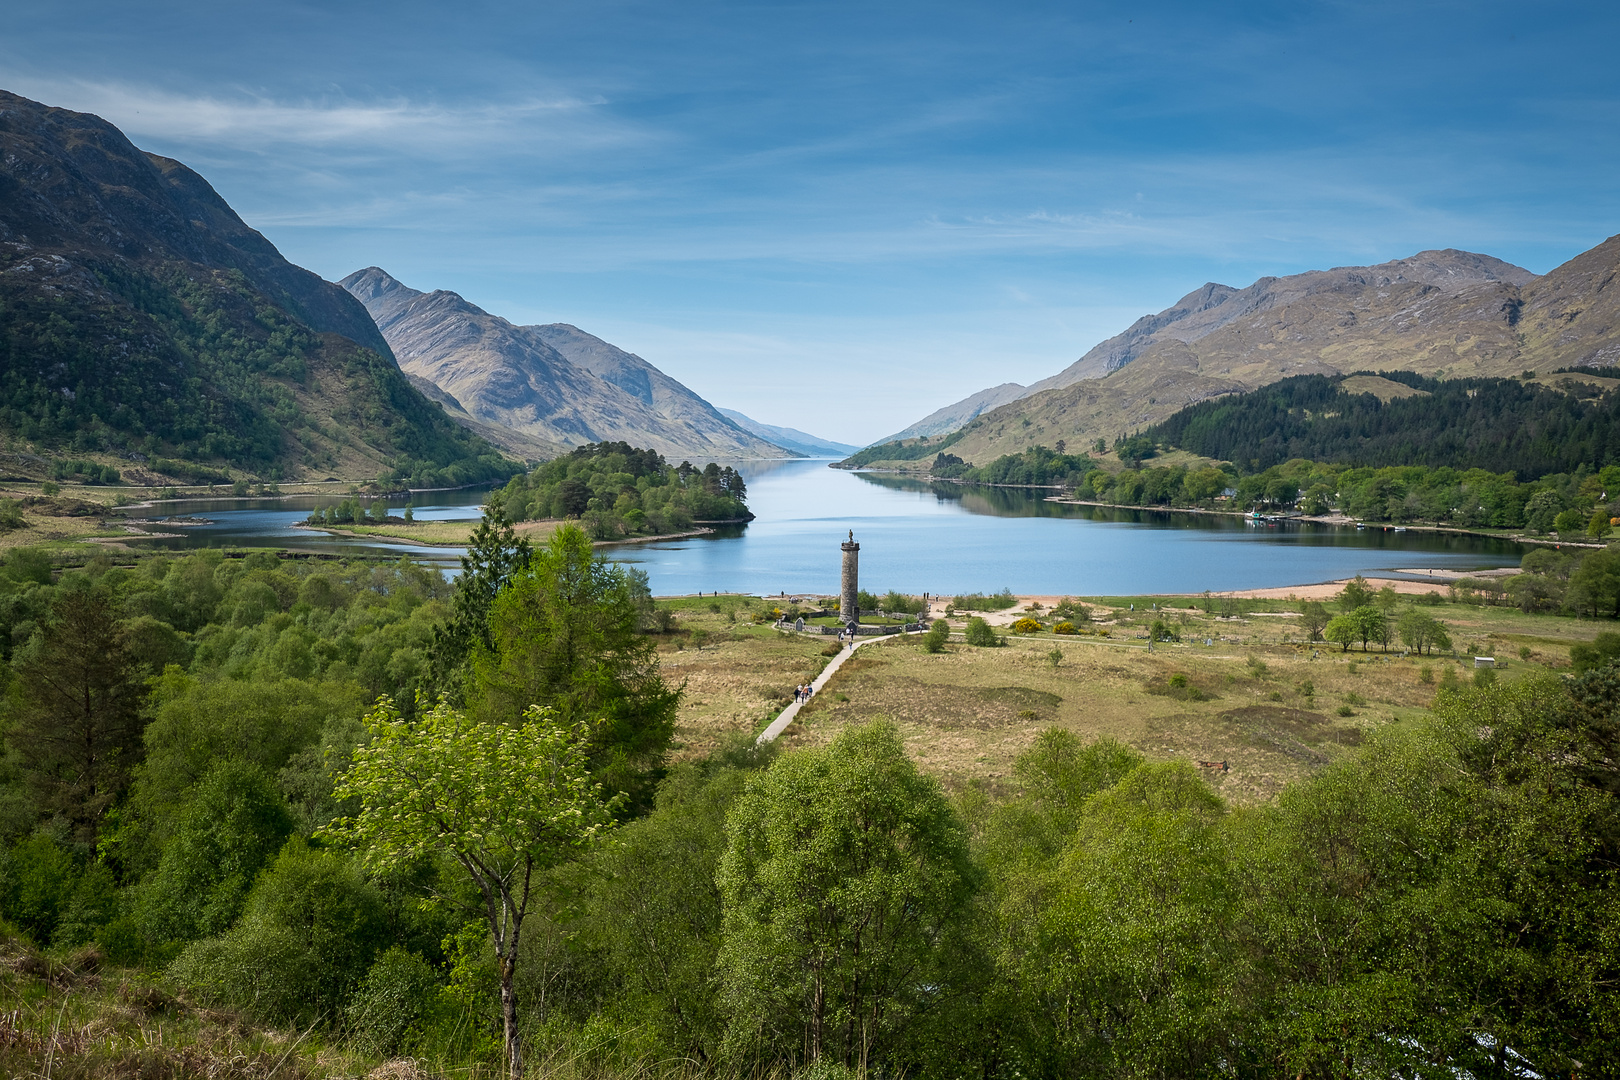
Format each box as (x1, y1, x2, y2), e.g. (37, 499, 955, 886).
(340, 268, 789, 460)
(880, 239, 1620, 465)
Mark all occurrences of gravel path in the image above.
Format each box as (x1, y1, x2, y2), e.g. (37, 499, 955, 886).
(756, 632, 917, 744)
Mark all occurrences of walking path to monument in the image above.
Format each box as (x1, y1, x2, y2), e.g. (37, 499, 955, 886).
(756, 632, 915, 744)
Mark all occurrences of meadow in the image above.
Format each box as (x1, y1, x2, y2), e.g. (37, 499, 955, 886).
(654, 588, 1603, 802)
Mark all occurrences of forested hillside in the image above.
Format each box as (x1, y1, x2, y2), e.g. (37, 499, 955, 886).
(1143, 371, 1620, 476)
(0, 90, 513, 486)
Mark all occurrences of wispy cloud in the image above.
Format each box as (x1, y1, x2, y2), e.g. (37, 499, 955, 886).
(0, 75, 639, 157)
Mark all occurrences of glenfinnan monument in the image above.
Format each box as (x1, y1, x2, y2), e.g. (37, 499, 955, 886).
(840, 530, 860, 626)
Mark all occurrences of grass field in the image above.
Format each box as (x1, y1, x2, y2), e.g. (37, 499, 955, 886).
(652, 591, 1610, 804)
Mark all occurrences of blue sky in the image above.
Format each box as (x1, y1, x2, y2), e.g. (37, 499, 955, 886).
(5, 1, 1618, 444)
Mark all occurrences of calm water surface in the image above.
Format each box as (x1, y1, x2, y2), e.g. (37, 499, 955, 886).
(118, 459, 1524, 595)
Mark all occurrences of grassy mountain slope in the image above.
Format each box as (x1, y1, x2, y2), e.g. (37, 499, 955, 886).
(0, 89, 513, 485)
(924, 238, 1620, 465)
(341, 268, 789, 459)
(874, 381, 1029, 443)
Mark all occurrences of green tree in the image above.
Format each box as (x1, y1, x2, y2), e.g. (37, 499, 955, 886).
(1337, 574, 1375, 611)
(1349, 605, 1387, 651)
(1554, 507, 1588, 535)
(922, 618, 949, 653)
(583, 740, 775, 1060)
(125, 672, 361, 865)
(1397, 609, 1452, 656)
(1299, 600, 1330, 641)
(427, 495, 532, 703)
(997, 762, 1231, 1075)
(1568, 547, 1620, 618)
(137, 759, 295, 944)
(5, 588, 144, 846)
(472, 524, 681, 805)
(715, 720, 977, 1070)
(1525, 489, 1564, 533)
(327, 697, 614, 1079)
(1323, 614, 1359, 652)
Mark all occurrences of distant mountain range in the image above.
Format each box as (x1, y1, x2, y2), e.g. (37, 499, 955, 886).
(340, 268, 790, 461)
(717, 410, 858, 457)
(0, 89, 510, 486)
(869, 239, 1620, 465)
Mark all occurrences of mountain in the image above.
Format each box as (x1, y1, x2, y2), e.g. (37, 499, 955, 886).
(877, 240, 1620, 465)
(875, 382, 1030, 443)
(340, 269, 790, 460)
(0, 89, 511, 486)
(716, 409, 858, 456)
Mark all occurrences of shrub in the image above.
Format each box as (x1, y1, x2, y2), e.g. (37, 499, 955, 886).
(170, 917, 321, 1026)
(0, 835, 78, 945)
(964, 617, 998, 647)
(1570, 632, 1620, 674)
(54, 861, 120, 949)
(923, 620, 949, 654)
(348, 948, 442, 1057)
(954, 589, 1017, 611)
(1011, 617, 1043, 635)
(880, 591, 927, 614)
(1052, 598, 1091, 622)
(171, 839, 388, 1026)
(1336, 704, 1355, 717)
(1053, 621, 1078, 635)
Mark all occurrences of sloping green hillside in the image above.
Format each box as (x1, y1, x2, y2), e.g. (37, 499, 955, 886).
(0, 89, 514, 486)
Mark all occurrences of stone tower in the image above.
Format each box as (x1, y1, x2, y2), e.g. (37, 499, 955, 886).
(840, 530, 860, 626)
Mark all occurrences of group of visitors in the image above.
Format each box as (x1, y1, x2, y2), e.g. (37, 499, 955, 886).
(794, 683, 814, 704)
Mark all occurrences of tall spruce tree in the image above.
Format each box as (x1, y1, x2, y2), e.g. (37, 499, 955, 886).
(6, 588, 144, 846)
(427, 494, 532, 704)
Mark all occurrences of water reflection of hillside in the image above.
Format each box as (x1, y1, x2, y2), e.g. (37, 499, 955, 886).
(851, 472, 1525, 555)
(713, 457, 831, 483)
